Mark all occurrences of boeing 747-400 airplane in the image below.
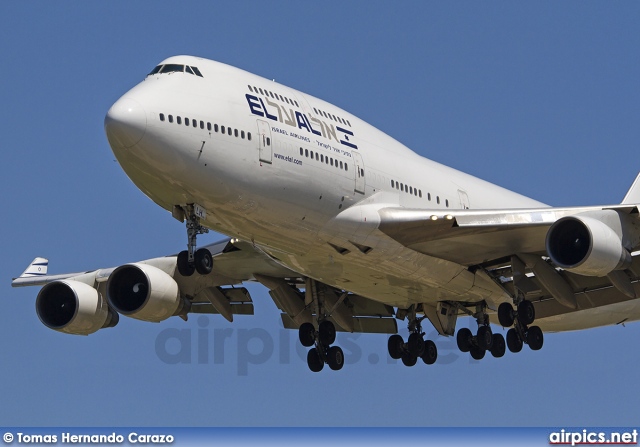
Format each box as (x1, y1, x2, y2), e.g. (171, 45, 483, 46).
(13, 56, 640, 372)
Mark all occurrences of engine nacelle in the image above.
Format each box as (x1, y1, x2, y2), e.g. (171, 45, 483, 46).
(107, 263, 182, 322)
(36, 280, 119, 335)
(546, 214, 632, 276)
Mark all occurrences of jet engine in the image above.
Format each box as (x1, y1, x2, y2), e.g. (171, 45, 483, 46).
(36, 280, 119, 335)
(107, 263, 184, 322)
(546, 213, 632, 277)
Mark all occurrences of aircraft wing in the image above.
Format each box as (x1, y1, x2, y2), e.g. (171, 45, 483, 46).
(377, 204, 639, 266)
(13, 238, 397, 335)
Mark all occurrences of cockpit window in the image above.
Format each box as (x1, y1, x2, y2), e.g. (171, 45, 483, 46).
(148, 63, 203, 77)
(160, 64, 185, 74)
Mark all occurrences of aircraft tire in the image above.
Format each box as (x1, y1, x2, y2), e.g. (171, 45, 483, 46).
(177, 251, 195, 277)
(506, 328, 523, 353)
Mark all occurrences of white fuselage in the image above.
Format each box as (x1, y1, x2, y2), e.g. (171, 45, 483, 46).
(105, 55, 636, 332)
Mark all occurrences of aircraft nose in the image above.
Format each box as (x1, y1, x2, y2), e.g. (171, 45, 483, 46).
(104, 97, 147, 148)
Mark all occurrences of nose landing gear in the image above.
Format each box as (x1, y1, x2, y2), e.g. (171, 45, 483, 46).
(175, 204, 212, 277)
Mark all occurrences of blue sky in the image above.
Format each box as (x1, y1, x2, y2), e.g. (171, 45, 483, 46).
(2, 1, 640, 427)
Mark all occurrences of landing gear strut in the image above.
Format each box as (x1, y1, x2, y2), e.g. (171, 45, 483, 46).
(176, 204, 212, 277)
(387, 305, 438, 367)
(299, 279, 345, 372)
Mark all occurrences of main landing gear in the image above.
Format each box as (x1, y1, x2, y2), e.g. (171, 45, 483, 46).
(456, 302, 506, 360)
(176, 204, 212, 277)
(299, 279, 345, 372)
(387, 305, 438, 367)
(497, 299, 544, 353)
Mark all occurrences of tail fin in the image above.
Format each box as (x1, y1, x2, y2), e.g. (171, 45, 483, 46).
(621, 172, 640, 205)
(18, 257, 48, 278)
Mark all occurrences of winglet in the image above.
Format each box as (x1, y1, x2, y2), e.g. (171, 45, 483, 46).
(18, 257, 49, 278)
(621, 172, 640, 205)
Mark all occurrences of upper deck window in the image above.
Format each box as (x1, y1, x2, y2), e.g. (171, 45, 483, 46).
(161, 64, 185, 74)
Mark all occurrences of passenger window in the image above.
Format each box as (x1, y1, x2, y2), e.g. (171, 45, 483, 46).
(300, 147, 303, 156)
(428, 193, 431, 201)
(391, 180, 394, 188)
(207, 123, 211, 131)
(347, 120, 352, 127)
(361, 169, 364, 177)
(315, 153, 319, 161)
(221, 126, 225, 134)
(241, 130, 245, 139)
(168, 115, 173, 123)
(200, 121, 204, 129)
(320, 154, 324, 162)
(259, 88, 264, 95)
(294, 101, 299, 107)
(344, 164, 348, 171)
(409, 186, 413, 194)
(214, 124, 219, 132)
(177, 116, 182, 125)
(248, 85, 253, 92)
(340, 161, 343, 169)
(437, 196, 440, 204)
(248, 133, 252, 141)
(330, 158, 334, 166)
(305, 149, 309, 157)
(266, 137, 271, 146)
(310, 151, 314, 158)
(160, 113, 165, 121)
(193, 119, 197, 127)
(185, 118, 189, 126)
(419, 190, 422, 198)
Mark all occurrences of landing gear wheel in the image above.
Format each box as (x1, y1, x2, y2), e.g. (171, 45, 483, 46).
(477, 325, 493, 350)
(498, 302, 515, 327)
(407, 332, 425, 357)
(327, 346, 344, 371)
(421, 340, 437, 365)
(177, 251, 195, 277)
(527, 326, 544, 350)
(490, 333, 506, 358)
(318, 320, 336, 346)
(299, 322, 315, 347)
(469, 345, 486, 360)
(506, 328, 523, 353)
(517, 300, 535, 326)
(456, 328, 473, 353)
(307, 348, 324, 372)
(387, 334, 404, 360)
(401, 352, 417, 367)
(194, 248, 213, 275)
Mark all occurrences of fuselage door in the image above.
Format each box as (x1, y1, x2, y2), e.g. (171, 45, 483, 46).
(458, 189, 470, 209)
(352, 151, 365, 194)
(257, 120, 272, 164)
